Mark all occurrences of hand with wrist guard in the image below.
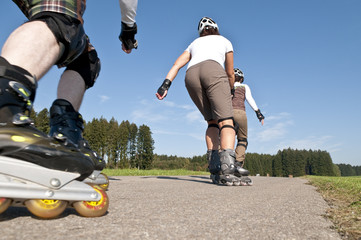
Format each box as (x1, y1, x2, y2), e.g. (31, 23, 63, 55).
(255, 109, 265, 125)
(156, 79, 172, 100)
(119, 22, 138, 53)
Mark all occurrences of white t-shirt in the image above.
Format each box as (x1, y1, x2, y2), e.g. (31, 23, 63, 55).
(185, 35, 233, 70)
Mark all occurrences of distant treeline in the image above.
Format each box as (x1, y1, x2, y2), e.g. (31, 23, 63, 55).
(31, 109, 359, 176)
(336, 164, 361, 176)
(31, 109, 154, 170)
(154, 148, 346, 177)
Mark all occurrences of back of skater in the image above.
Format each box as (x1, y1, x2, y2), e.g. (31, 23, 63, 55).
(156, 17, 248, 186)
(232, 68, 264, 181)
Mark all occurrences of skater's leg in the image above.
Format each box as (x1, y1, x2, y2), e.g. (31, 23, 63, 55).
(57, 70, 86, 111)
(233, 109, 251, 177)
(0, 60, 94, 177)
(50, 45, 103, 170)
(57, 43, 100, 111)
(218, 118, 235, 150)
(233, 109, 248, 163)
(206, 120, 219, 150)
(1, 21, 62, 80)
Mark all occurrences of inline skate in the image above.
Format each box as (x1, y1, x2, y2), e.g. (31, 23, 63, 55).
(0, 65, 109, 218)
(49, 99, 109, 190)
(218, 149, 252, 186)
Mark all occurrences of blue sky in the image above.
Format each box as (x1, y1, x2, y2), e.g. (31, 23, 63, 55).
(1, 1, 360, 166)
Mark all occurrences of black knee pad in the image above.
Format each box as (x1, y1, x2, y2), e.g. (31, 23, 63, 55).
(29, 12, 87, 67)
(65, 45, 101, 89)
(237, 138, 248, 149)
(218, 117, 236, 133)
(207, 123, 219, 130)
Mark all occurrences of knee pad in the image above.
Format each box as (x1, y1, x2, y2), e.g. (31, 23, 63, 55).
(219, 149, 236, 175)
(218, 117, 236, 134)
(207, 123, 219, 130)
(207, 150, 220, 174)
(237, 138, 248, 150)
(65, 45, 101, 89)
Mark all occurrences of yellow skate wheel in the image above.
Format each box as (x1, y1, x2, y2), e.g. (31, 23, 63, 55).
(25, 199, 68, 219)
(73, 185, 109, 217)
(0, 197, 12, 215)
(99, 173, 109, 190)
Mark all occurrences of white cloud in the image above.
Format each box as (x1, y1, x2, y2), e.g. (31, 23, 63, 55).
(185, 110, 204, 123)
(99, 95, 110, 103)
(253, 112, 294, 142)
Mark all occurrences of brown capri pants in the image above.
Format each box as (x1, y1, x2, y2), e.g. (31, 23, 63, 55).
(185, 60, 233, 122)
(233, 109, 248, 162)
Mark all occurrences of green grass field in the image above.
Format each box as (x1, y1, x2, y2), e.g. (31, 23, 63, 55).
(102, 169, 360, 239)
(102, 168, 209, 176)
(305, 176, 361, 239)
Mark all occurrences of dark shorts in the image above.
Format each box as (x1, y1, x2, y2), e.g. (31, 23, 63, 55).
(185, 60, 233, 122)
(30, 11, 87, 67)
(26, 12, 100, 88)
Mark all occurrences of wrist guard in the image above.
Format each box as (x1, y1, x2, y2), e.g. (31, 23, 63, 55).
(157, 79, 172, 97)
(255, 109, 265, 121)
(119, 22, 138, 50)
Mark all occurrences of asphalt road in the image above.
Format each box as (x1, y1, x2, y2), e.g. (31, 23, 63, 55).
(0, 176, 341, 240)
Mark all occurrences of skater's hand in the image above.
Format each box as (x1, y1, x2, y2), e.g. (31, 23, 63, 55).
(255, 109, 265, 125)
(119, 22, 138, 54)
(156, 79, 172, 100)
(122, 43, 132, 54)
(156, 90, 168, 100)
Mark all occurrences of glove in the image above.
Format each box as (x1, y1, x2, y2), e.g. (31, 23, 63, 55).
(156, 79, 172, 99)
(231, 88, 235, 97)
(255, 109, 265, 122)
(119, 22, 138, 50)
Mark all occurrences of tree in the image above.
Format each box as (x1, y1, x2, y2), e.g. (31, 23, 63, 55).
(118, 121, 130, 168)
(272, 151, 283, 177)
(34, 108, 50, 134)
(136, 125, 154, 169)
(128, 123, 138, 168)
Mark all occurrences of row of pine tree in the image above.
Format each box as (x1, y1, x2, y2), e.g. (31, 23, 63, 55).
(31, 109, 359, 176)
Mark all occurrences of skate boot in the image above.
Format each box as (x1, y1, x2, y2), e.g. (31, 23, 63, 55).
(207, 150, 220, 184)
(234, 161, 253, 186)
(49, 99, 109, 190)
(218, 149, 243, 186)
(0, 62, 108, 218)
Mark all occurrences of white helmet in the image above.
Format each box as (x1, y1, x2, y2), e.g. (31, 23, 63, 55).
(234, 68, 244, 78)
(198, 17, 218, 35)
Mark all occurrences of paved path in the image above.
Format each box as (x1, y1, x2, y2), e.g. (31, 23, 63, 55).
(0, 176, 340, 240)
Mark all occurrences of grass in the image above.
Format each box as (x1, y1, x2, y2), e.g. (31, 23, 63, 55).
(102, 168, 209, 176)
(305, 176, 361, 239)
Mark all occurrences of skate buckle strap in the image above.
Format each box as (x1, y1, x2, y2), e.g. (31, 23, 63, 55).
(12, 113, 32, 126)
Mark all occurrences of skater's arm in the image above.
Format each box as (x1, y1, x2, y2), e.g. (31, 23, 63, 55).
(245, 84, 264, 125)
(119, 0, 137, 25)
(245, 84, 258, 111)
(225, 51, 235, 89)
(156, 51, 191, 100)
(165, 51, 191, 81)
(119, 0, 138, 53)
